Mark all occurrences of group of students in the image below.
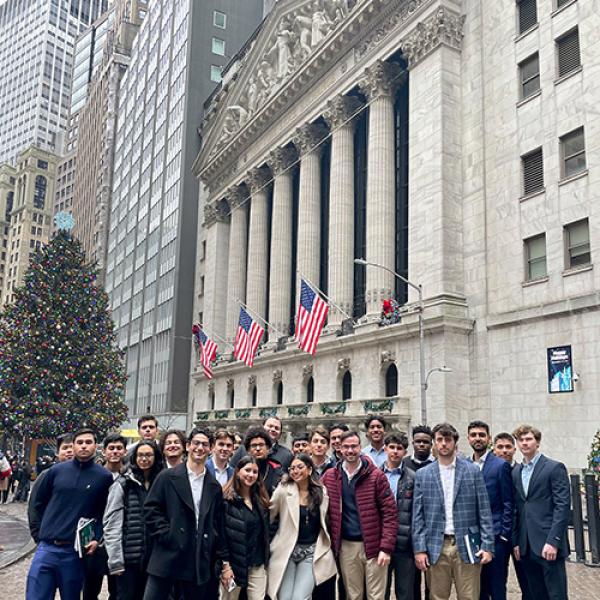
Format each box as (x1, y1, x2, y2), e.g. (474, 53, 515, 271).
(23, 413, 570, 600)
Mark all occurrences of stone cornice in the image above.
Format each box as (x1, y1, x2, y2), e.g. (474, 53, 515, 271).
(203, 202, 229, 228)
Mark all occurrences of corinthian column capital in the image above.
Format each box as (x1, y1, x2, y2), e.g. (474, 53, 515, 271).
(292, 123, 329, 157)
(246, 166, 272, 194)
(267, 146, 298, 177)
(359, 60, 405, 101)
(226, 184, 248, 209)
(323, 95, 364, 130)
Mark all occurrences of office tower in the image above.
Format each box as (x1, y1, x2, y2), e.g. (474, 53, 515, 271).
(105, 0, 263, 428)
(0, 0, 109, 165)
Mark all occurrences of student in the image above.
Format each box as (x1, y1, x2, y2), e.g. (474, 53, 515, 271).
(309, 427, 336, 478)
(362, 416, 387, 468)
(159, 429, 186, 469)
(244, 427, 283, 497)
(268, 454, 337, 600)
(291, 432, 310, 456)
(219, 456, 271, 600)
(104, 441, 164, 600)
(206, 429, 235, 486)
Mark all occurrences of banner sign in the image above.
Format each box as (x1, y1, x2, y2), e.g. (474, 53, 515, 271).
(547, 346, 573, 393)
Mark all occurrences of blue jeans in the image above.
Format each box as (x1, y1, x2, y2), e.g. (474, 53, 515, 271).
(26, 542, 84, 600)
(278, 554, 315, 600)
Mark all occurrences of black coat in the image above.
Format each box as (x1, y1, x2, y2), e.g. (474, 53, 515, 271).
(218, 494, 270, 587)
(119, 474, 150, 565)
(144, 463, 223, 585)
(383, 465, 415, 554)
(512, 455, 570, 558)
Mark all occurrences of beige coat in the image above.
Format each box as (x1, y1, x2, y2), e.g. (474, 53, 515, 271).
(267, 482, 337, 599)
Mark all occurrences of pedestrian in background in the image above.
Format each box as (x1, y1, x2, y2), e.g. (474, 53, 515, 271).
(268, 453, 337, 600)
(219, 455, 271, 600)
(104, 440, 164, 600)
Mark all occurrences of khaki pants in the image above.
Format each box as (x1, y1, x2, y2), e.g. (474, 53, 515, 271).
(220, 566, 267, 600)
(339, 540, 387, 600)
(426, 537, 481, 600)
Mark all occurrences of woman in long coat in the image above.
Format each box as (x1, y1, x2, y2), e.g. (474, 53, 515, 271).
(268, 453, 337, 600)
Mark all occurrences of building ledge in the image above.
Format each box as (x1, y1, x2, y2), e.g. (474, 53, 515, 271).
(514, 23, 539, 43)
(522, 276, 548, 288)
(551, 0, 578, 18)
(487, 290, 600, 329)
(562, 263, 593, 278)
(554, 66, 582, 87)
(516, 89, 541, 108)
(558, 169, 588, 187)
(519, 188, 545, 203)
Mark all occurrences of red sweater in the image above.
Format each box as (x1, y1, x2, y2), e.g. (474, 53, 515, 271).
(322, 457, 398, 559)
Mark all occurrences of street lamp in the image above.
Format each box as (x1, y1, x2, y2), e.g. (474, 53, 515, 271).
(354, 258, 427, 423)
(424, 366, 453, 390)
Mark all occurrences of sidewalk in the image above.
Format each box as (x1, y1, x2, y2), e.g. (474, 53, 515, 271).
(0, 503, 35, 570)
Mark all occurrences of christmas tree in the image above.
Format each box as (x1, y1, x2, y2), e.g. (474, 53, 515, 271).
(588, 430, 600, 474)
(0, 226, 127, 439)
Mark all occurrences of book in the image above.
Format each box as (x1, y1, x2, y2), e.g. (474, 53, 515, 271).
(464, 530, 482, 564)
(74, 518, 96, 558)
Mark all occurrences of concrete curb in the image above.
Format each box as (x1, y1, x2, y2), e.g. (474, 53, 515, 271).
(0, 508, 36, 570)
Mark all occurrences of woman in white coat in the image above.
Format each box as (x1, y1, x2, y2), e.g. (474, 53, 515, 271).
(268, 453, 337, 600)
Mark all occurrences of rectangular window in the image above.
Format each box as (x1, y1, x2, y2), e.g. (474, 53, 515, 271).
(517, 0, 537, 34)
(556, 0, 573, 8)
(519, 53, 540, 99)
(556, 28, 581, 78)
(561, 127, 586, 178)
(213, 10, 226, 29)
(210, 65, 222, 83)
(565, 219, 591, 269)
(525, 234, 547, 280)
(522, 148, 544, 196)
(212, 37, 225, 56)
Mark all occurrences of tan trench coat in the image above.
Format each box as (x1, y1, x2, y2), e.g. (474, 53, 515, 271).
(267, 482, 337, 599)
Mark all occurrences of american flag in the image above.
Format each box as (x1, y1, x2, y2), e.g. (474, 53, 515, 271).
(192, 324, 217, 379)
(234, 307, 264, 367)
(296, 279, 329, 356)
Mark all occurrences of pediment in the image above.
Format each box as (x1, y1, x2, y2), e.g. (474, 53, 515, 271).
(197, 0, 361, 175)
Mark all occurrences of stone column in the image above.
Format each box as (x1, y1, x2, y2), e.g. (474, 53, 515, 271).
(203, 201, 230, 343)
(245, 167, 272, 321)
(293, 123, 328, 297)
(359, 60, 403, 316)
(267, 147, 297, 337)
(225, 185, 248, 341)
(323, 95, 363, 325)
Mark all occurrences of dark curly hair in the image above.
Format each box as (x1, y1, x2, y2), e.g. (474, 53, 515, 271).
(281, 453, 324, 512)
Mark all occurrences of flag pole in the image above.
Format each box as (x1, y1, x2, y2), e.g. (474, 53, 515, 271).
(236, 299, 286, 338)
(297, 271, 352, 320)
(199, 325, 235, 351)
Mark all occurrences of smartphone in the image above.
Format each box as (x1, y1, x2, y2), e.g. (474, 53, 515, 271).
(226, 577, 236, 593)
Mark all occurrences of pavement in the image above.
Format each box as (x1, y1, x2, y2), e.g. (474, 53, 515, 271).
(1, 501, 600, 598)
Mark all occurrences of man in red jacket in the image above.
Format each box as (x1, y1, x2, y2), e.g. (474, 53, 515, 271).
(322, 430, 398, 600)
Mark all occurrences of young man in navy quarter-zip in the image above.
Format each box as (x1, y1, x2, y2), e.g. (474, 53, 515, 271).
(26, 429, 113, 600)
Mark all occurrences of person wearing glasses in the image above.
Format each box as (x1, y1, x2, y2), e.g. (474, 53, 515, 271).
(322, 431, 398, 600)
(103, 441, 164, 600)
(244, 427, 283, 497)
(218, 456, 271, 600)
(268, 454, 337, 600)
(143, 428, 223, 599)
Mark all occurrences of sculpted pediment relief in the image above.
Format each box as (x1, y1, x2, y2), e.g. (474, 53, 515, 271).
(199, 0, 361, 167)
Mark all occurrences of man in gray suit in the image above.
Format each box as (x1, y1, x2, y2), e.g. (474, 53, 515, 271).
(412, 422, 494, 600)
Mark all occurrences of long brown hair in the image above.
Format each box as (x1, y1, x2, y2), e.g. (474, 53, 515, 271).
(282, 453, 324, 512)
(223, 455, 270, 509)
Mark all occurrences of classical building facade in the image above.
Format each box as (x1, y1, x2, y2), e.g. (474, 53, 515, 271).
(0, 146, 58, 306)
(193, 0, 599, 469)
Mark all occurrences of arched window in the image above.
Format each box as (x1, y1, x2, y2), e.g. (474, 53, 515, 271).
(228, 387, 235, 408)
(306, 376, 314, 403)
(252, 386, 257, 407)
(385, 364, 398, 397)
(276, 381, 283, 405)
(342, 371, 352, 401)
(33, 175, 47, 209)
(209, 389, 215, 410)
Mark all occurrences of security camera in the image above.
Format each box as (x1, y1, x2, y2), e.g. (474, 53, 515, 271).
(572, 372, 580, 383)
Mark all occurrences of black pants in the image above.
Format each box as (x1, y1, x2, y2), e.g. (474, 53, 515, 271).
(14, 480, 30, 502)
(512, 554, 533, 600)
(480, 537, 510, 600)
(521, 552, 568, 600)
(385, 552, 416, 600)
(143, 575, 218, 600)
(82, 547, 117, 600)
(1, 489, 8, 503)
(413, 568, 429, 600)
(117, 565, 148, 600)
(312, 575, 337, 600)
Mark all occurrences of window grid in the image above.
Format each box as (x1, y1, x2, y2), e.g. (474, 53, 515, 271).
(565, 219, 591, 269)
(520, 53, 540, 99)
(561, 127, 586, 179)
(213, 11, 226, 29)
(518, 0, 537, 35)
(525, 234, 547, 281)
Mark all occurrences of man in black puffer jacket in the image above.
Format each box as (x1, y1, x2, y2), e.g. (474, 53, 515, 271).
(381, 432, 416, 600)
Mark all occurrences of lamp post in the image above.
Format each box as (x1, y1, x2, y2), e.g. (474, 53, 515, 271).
(425, 366, 453, 391)
(354, 258, 427, 423)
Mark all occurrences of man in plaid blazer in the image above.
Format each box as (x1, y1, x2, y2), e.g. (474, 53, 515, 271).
(412, 423, 495, 600)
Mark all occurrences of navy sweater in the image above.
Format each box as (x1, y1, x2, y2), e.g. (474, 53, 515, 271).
(33, 458, 113, 543)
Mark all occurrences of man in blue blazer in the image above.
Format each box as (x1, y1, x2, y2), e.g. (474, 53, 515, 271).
(413, 422, 495, 600)
(512, 425, 570, 600)
(468, 421, 514, 600)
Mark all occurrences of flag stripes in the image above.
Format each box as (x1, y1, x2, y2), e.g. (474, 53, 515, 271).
(296, 279, 328, 356)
